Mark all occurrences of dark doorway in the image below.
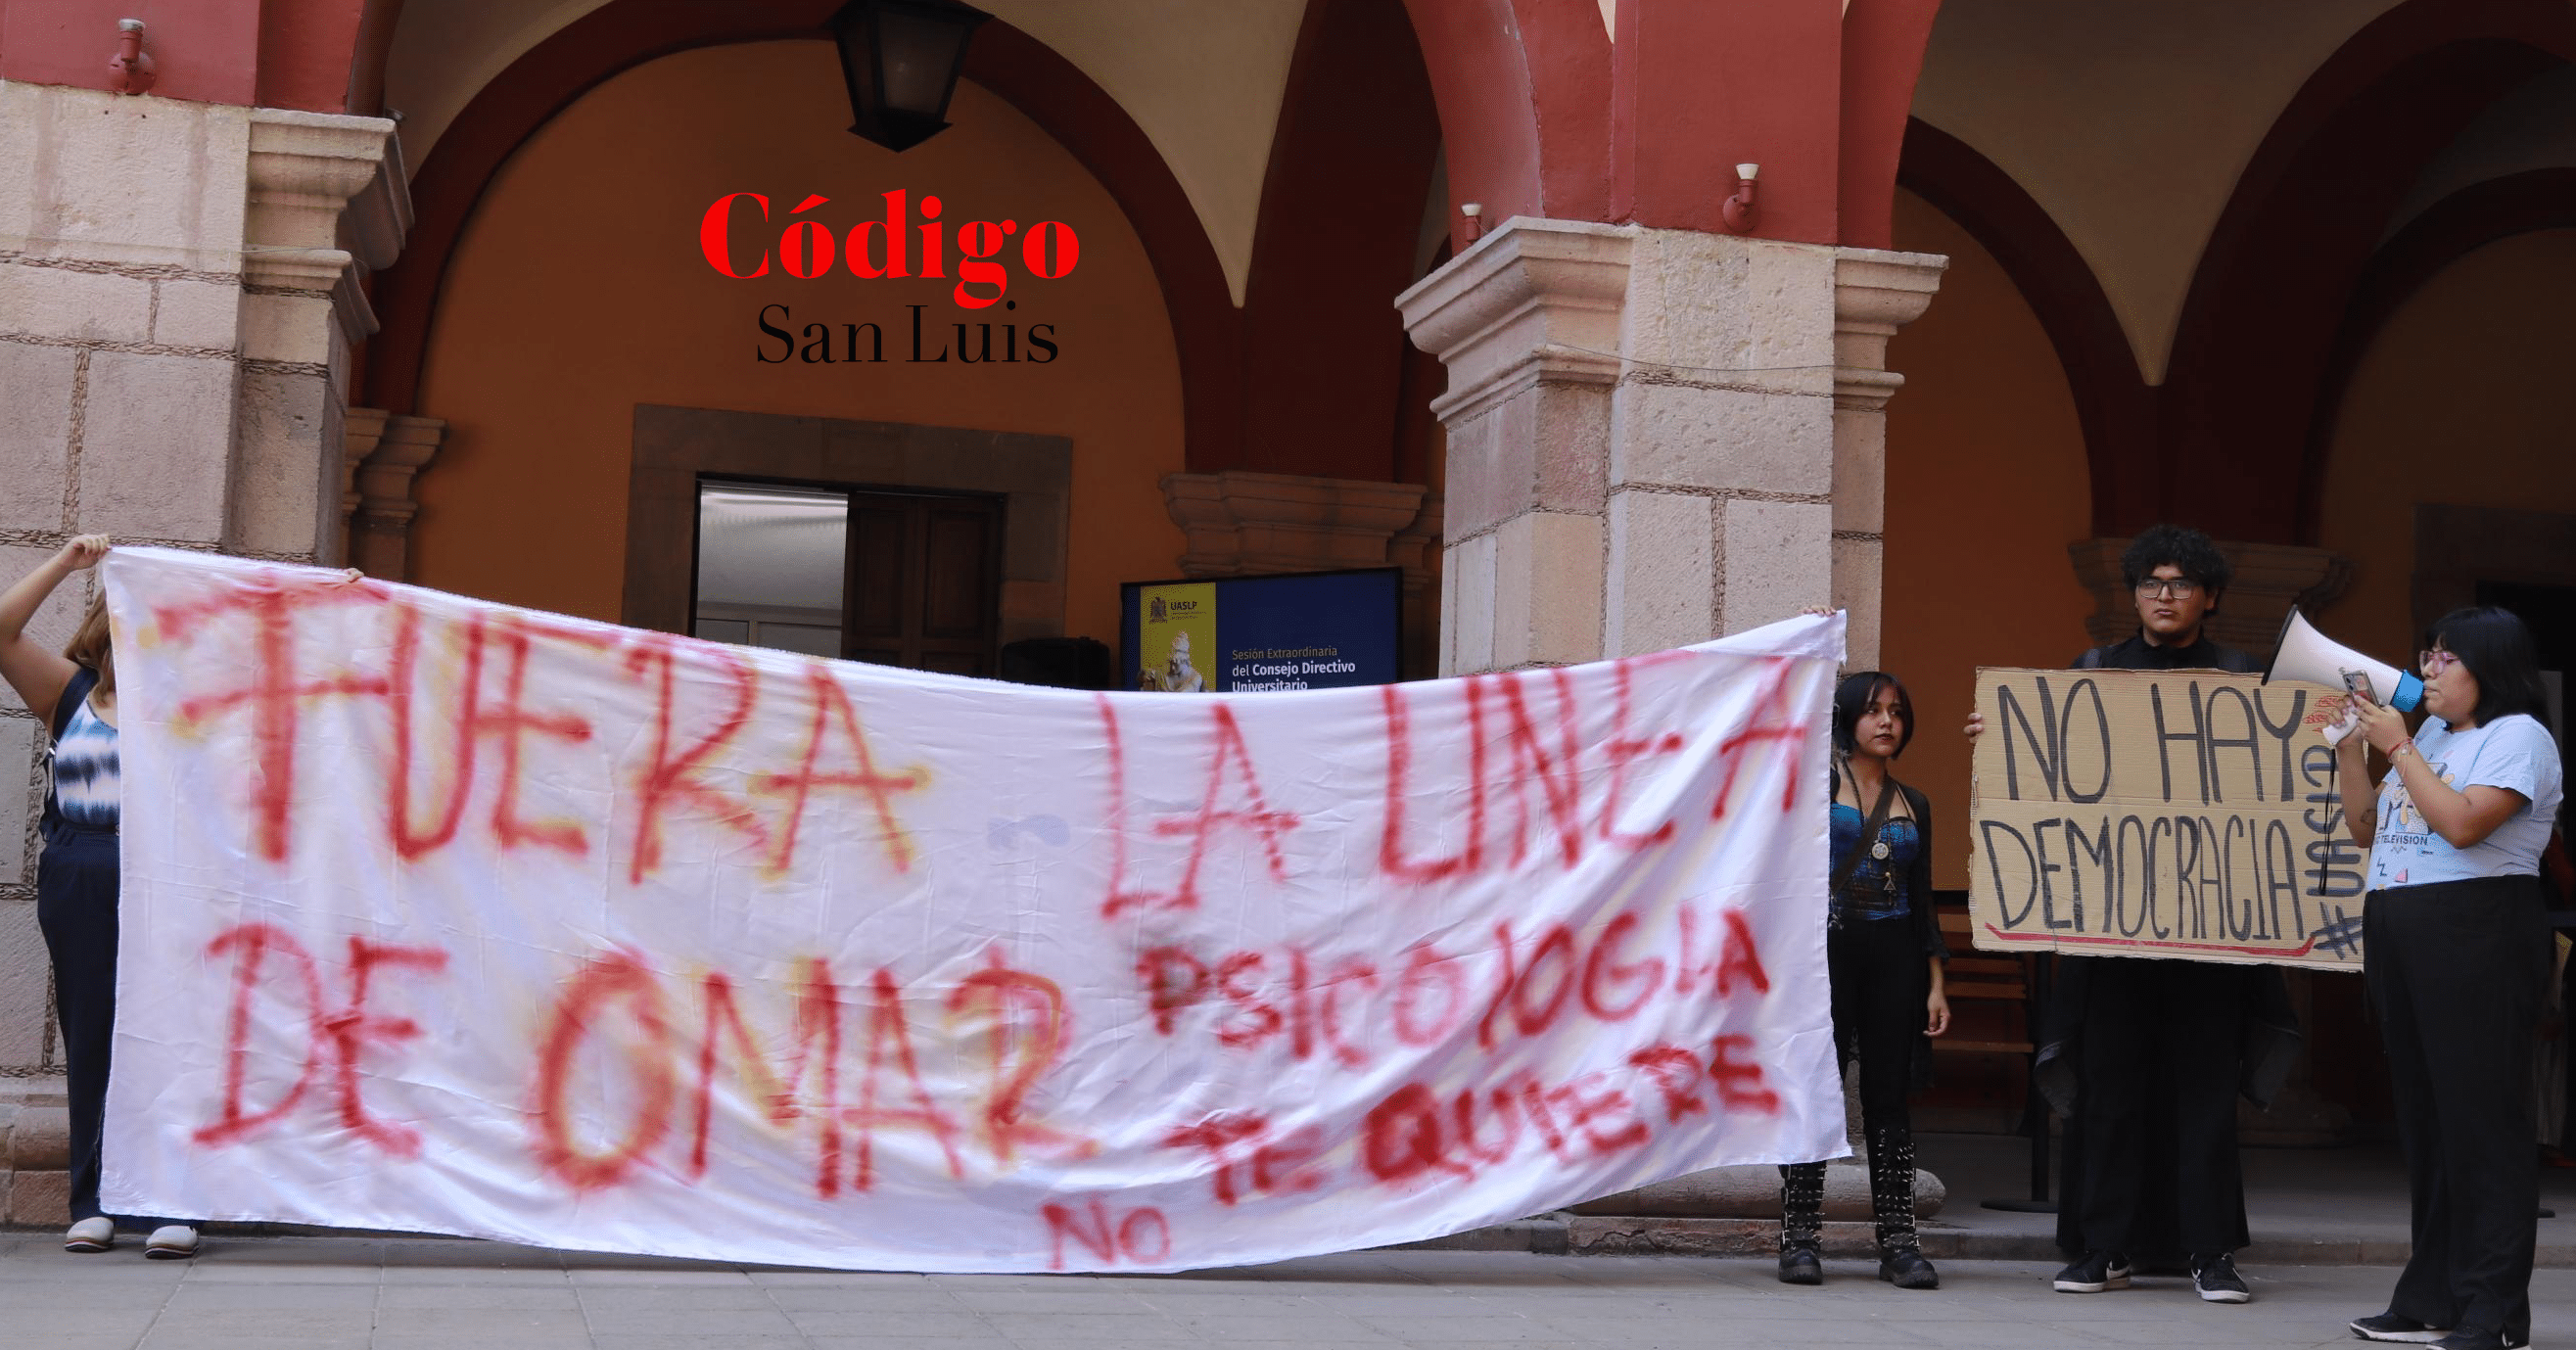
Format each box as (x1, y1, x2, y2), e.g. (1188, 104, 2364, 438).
(693, 478, 1004, 677)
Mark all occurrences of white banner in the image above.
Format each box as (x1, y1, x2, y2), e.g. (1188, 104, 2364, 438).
(98, 547, 1844, 1273)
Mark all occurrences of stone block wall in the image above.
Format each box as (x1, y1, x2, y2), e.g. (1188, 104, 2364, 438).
(0, 81, 405, 1215)
(1398, 219, 1944, 675)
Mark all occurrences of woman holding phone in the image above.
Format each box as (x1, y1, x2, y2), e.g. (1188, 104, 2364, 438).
(2338, 607, 2562, 1350)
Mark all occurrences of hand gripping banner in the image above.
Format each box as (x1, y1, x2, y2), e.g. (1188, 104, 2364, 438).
(98, 548, 1844, 1273)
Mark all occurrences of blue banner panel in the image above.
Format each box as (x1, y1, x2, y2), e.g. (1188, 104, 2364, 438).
(1121, 569, 1400, 692)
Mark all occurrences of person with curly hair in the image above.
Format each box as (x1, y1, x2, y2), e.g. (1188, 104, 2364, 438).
(1965, 525, 2296, 1305)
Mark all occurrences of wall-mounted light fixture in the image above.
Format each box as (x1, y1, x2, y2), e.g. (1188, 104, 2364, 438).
(826, 0, 992, 153)
(109, 18, 156, 96)
(1461, 203, 1484, 242)
(1721, 163, 1760, 234)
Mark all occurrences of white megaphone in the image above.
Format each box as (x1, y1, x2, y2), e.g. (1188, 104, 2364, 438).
(2267, 607, 2422, 712)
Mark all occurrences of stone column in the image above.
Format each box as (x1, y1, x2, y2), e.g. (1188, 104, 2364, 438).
(1398, 219, 1944, 675)
(1831, 251, 1948, 672)
(236, 110, 412, 564)
(343, 409, 448, 582)
(0, 83, 407, 1218)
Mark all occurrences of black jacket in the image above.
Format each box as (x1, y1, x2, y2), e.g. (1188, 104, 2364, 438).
(2036, 628, 2301, 1114)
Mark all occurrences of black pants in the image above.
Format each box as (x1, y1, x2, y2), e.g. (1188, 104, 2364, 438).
(2366, 877, 2549, 1344)
(1780, 916, 1926, 1250)
(1826, 915, 1923, 1124)
(37, 826, 123, 1224)
(2072, 956, 2247, 1259)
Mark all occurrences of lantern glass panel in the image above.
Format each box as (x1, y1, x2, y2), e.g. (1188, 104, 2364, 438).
(876, 9, 960, 115)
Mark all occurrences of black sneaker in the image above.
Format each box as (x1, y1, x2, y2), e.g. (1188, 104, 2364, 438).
(2425, 1331, 2527, 1350)
(2052, 1250, 2130, 1293)
(2350, 1313, 2450, 1342)
(1777, 1245, 1822, 1285)
(2190, 1251, 2250, 1303)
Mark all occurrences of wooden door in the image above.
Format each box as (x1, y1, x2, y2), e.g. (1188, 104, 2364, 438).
(842, 490, 1003, 676)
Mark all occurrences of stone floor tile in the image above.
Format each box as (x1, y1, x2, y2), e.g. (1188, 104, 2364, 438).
(779, 1307, 997, 1337)
(375, 1282, 582, 1310)
(578, 1307, 803, 1336)
(181, 1263, 385, 1284)
(371, 1338, 596, 1350)
(798, 1328, 1009, 1339)
(586, 1338, 812, 1350)
(566, 1266, 760, 1285)
(369, 1306, 591, 1335)
(761, 1285, 969, 1311)
(947, 1288, 1152, 1313)
(139, 1336, 373, 1350)
(1158, 1312, 1398, 1342)
(745, 1269, 935, 1286)
(1115, 1292, 1325, 1315)
(378, 1264, 571, 1285)
(1348, 1313, 1560, 1342)
(575, 1283, 784, 1310)
(974, 1311, 1196, 1340)
(1, 1306, 166, 1336)
(381, 1242, 567, 1269)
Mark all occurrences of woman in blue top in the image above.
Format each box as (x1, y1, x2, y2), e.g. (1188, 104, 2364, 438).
(2338, 607, 2563, 1350)
(1778, 671, 1950, 1289)
(0, 536, 197, 1259)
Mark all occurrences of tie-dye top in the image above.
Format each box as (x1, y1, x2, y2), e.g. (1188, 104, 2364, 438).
(51, 694, 118, 830)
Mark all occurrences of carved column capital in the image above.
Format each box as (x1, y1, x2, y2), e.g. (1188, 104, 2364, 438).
(1832, 247, 1947, 412)
(1395, 218, 1634, 425)
(244, 109, 410, 344)
(343, 409, 446, 582)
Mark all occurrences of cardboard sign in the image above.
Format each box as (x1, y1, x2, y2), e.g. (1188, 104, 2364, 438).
(1967, 667, 2368, 969)
(98, 547, 1848, 1274)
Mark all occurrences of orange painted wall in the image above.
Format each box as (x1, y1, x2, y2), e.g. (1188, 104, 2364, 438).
(2317, 229, 2576, 661)
(409, 40, 1186, 649)
(1882, 189, 2097, 889)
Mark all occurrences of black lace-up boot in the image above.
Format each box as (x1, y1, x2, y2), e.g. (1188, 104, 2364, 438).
(1776, 1161, 1825, 1284)
(1868, 1124, 1938, 1289)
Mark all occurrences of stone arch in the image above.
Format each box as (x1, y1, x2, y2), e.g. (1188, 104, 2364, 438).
(2164, 0, 2576, 543)
(1897, 117, 2145, 537)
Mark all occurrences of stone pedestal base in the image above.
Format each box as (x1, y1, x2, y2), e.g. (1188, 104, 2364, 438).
(0, 1081, 70, 1227)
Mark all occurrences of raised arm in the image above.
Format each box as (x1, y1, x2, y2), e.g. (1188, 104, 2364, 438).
(2334, 727, 2378, 848)
(2350, 694, 2530, 850)
(0, 536, 105, 728)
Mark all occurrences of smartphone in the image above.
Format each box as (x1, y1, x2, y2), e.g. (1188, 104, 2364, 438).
(2343, 671, 2376, 703)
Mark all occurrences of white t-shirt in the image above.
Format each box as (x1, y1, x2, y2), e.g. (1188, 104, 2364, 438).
(2367, 713, 2564, 890)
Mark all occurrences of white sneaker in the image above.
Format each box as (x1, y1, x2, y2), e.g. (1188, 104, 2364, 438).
(143, 1225, 198, 1260)
(63, 1217, 114, 1253)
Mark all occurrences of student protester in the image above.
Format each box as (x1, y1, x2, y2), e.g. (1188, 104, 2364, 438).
(2338, 607, 2561, 1350)
(0, 536, 199, 1259)
(1963, 525, 2297, 1304)
(1779, 671, 1950, 1289)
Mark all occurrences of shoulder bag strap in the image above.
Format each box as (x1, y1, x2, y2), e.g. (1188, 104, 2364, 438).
(1828, 765, 1897, 897)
